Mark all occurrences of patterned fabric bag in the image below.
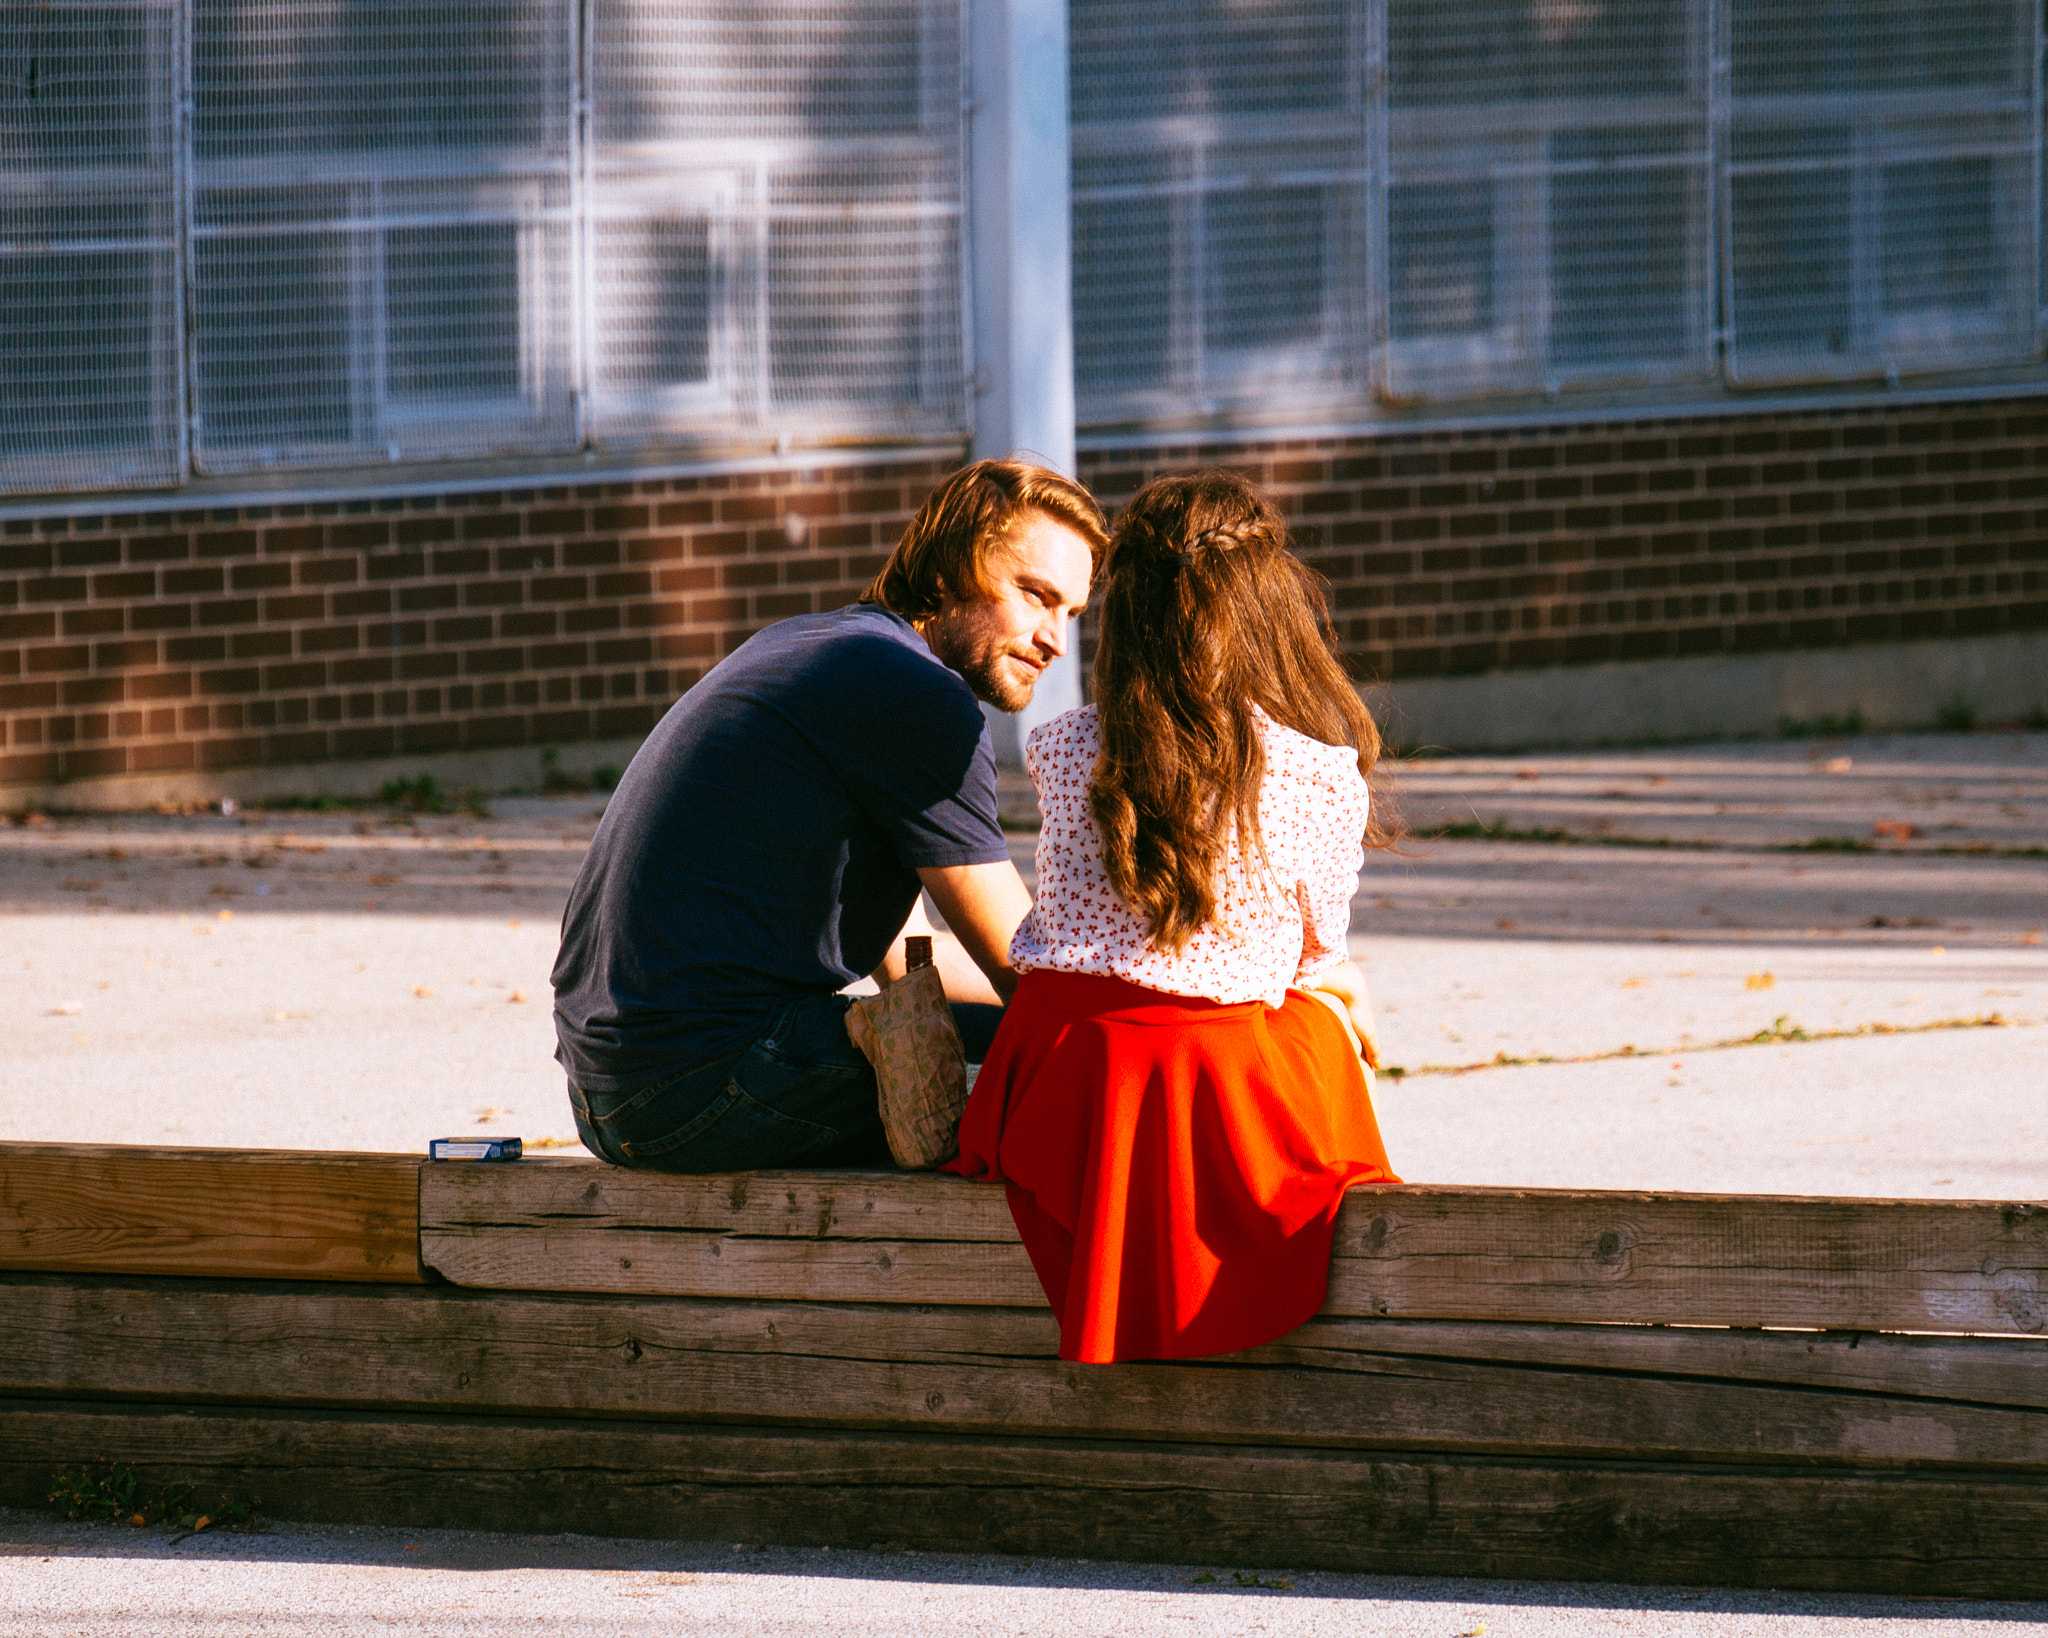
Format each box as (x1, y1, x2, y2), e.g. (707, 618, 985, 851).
(844, 937, 968, 1169)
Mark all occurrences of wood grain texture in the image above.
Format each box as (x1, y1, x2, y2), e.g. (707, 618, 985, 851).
(423, 1162, 2048, 1335)
(5, 1399, 2045, 1598)
(5, 1276, 2041, 1469)
(0, 1143, 424, 1284)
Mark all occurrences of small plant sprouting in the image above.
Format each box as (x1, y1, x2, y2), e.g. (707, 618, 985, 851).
(47, 1463, 257, 1532)
(541, 748, 621, 794)
(1776, 707, 1865, 739)
(378, 773, 486, 816)
(1934, 697, 1979, 734)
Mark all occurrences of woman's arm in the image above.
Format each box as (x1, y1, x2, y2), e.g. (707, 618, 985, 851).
(1310, 958, 1382, 1070)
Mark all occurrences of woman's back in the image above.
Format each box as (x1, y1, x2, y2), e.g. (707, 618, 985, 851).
(1013, 703, 1370, 1007)
(943, 468, 1398, 1365)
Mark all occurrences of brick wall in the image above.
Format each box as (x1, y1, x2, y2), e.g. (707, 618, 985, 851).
(1081, 396, 2048, 686)
(0, 454, 956, 788)
(5, 395, 2046, 791)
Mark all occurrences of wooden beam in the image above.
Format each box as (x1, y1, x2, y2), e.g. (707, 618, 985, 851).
(5, 1398, 2044, 1598)
(5, 1276, 2041, 1470)
(1330, 1186, 2048, 1335)
(0, 1143, 424, 1284)
(423, 1161, 2048, 1335)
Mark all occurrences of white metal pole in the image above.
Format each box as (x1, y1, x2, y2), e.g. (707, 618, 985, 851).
(968, 0, 1079, 765)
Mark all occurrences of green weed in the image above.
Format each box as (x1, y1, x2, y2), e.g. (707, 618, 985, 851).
(540, 748, 620, 794)
(1776, 708, 1865, 739)
(47, 1463, 257, 1532)
(1934, 697, 1980, 733)
(378, 773, 487, 815)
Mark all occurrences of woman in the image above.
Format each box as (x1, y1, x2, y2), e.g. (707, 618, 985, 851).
(944, 470, 1398, 1363)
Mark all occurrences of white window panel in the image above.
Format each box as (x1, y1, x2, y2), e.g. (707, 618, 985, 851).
(586, 0, 966, 445)
(1070, 0, 1368, 424)
(186, 0, 579, 474)
(0, 1, 182, 495)
(1723, 0, 2041, 387)
(1380, 0, 1715, 402)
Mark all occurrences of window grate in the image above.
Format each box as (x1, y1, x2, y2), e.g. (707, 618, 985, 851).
(1, 1, 184, 495)
(187, 0, 581, 474)
(1071, 0, 2046, 419)
(585, 0, 966, 445)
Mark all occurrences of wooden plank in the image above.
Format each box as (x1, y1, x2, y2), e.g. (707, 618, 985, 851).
(423, 1160, 2048, 1335)
(0, 1142, 424, 1284)
(5, 1276, 2041, 1470)
(421, 1160, 1042, 1304)
(1329, 1186, 2048, 1335)
(5, 1399, 2044, 1597)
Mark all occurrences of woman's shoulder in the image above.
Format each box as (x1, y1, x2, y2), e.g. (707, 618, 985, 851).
(1253, 706, 1366, 786)
(1024, 703, 1099, 760)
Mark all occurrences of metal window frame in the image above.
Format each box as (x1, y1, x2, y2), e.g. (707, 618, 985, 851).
(1071, 0, 2048, 425)
(1717, 0, 2046, 388)
(182, 0, 583, 475)
(580, 0, 971, 449)
(0, 0, 187, 496)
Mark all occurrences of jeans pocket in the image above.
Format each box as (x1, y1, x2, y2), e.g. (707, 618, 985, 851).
(625, 1075, 842, 1171)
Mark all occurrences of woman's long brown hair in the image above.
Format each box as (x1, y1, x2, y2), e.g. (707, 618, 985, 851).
(1090, 470, 1387, 953)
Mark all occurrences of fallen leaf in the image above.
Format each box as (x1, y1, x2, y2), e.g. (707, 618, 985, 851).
(1821, 756, 1853, 773)
(1621, 977, 1646, 989)
(48, 1002, 83, 1017)
(508, 989, 528, 1004)
(1745, 972, 1775, 990)
(130, 1515, 145, 1528)
(413, 985, 434, 998)
(1931, 945, 1946, 956)
(1871, 820, 1921, 841)
(2023, 930, 2041, 946)
(193, 1515, 211, 1532)
(527, 1135, 579, 1148)
(1494, 918, 1516, 931)
(216, 909, 232, 921)
(1515, 769, 1539, 782)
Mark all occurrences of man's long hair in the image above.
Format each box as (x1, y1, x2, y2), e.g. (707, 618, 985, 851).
(862, 459, 1108, 619)
(1091, 470, 1387, 954)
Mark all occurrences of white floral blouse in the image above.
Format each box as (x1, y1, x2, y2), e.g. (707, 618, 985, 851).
(1009, 704, 1370, 1006)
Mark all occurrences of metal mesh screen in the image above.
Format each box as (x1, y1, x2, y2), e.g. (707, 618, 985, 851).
(187, 0, 579, 473)
(587, 0, 966, 444)
(1723, 0, 2042, 385)
(1070, 0, 1368, 425)
(1, 1, 183, 494)
(1074, 0, 2044, 419)
(1382, 0, 1714, 400)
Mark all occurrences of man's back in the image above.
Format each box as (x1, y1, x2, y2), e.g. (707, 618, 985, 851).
(551, 602, 1007, 1094)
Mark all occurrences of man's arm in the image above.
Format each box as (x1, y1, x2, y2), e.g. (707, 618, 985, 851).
(919, 860, 1031, 1004)
(868, 861, 1031, 1006)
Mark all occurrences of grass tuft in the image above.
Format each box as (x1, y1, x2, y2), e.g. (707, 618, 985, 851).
(48, 1463, 257, 1532)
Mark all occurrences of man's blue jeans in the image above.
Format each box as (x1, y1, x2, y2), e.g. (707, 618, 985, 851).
(568, 992, 1004, 1173)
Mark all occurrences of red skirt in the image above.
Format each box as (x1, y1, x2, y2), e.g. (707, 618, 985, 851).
(943, 969, 1399, 1363)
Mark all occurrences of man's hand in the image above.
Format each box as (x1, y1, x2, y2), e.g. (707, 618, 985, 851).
(1311, 959, 1382, 1070)
(869, 861, 1031, 1006)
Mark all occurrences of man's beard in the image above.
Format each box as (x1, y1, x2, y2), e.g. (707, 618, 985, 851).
(934, 632, 1037, 713)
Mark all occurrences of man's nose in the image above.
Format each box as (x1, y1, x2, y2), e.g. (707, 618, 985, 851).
(1036, 611, 1069, 659)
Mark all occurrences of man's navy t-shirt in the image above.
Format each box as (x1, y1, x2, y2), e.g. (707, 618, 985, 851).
(551, 602, 1010, 1093)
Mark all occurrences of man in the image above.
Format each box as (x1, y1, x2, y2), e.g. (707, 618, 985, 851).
(551, 459, 1106, 1171)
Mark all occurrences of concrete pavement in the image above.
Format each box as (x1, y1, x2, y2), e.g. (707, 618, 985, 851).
(3, 731, 2045, 1627)
(3, 1510, 2042, 1638)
